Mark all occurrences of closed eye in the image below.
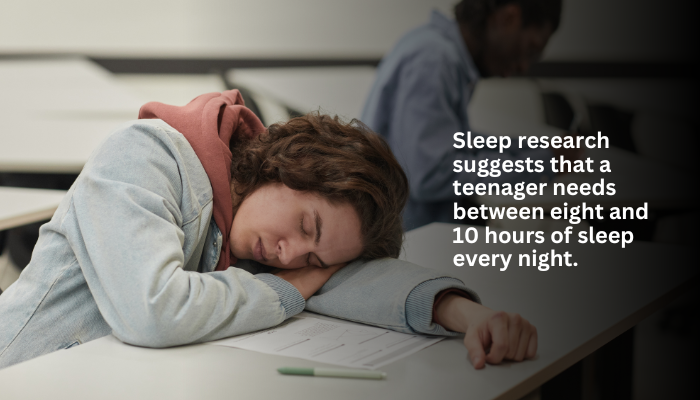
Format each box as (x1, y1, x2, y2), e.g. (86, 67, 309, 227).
(306, 253, 328, 269)
(300, 215, 307, 235)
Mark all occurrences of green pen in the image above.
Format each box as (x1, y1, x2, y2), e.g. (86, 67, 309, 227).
(277, 367, 387, 380)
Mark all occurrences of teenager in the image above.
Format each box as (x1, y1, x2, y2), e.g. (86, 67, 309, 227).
(0, 90, 536, 369)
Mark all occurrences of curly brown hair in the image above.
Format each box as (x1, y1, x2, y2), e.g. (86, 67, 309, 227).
(229, 113, 409, 259)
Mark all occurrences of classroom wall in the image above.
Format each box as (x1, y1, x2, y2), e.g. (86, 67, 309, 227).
(1, 0, 696, 61)
(0, 0, 454, 58)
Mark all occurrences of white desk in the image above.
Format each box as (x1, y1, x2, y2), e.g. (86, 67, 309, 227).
(0, 187, 66, 231)
(0, 58, 142, 173)
(227, 67, 377, 121)
(0, 187, 65, 290)
(0, 223, 694, 400)
(468, 78, 563, 138)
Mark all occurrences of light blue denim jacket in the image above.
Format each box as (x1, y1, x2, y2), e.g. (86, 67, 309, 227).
(0, 119, 478, 369)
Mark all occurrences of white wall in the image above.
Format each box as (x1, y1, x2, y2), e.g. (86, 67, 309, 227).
(0, 0, 693, 61)
(0, 0, 454, 58)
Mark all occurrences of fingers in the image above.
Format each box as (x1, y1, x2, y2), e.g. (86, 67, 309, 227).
(527, 325, 538, 359)
(505, 313, 522, 360)
(480, 312, 538, 367)
(463, 329, 487, 369)
(273, 263, 345, 300)
(484, 312, 509, 365)
(308, 263, 345, 283)
(514, 319, 532, 362)
(325, 262, 346, 274)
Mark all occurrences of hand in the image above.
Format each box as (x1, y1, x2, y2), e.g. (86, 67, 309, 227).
(273, 263, 346, 300)
(434, 294, 537, 369)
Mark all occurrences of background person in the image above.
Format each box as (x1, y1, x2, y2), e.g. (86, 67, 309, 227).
(362, 0, 579, 230)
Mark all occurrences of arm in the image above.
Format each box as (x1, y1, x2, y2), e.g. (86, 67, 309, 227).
(435, 294, 538, 369)
(292, 259, 536, 369)
(66, 122, 305, 347)
(303, 258, 479, 336)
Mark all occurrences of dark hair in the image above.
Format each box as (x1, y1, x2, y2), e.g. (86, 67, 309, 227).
(230, 113, 409, 260)
(455, 0, 562, 32)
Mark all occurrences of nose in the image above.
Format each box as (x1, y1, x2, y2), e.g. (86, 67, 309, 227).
(277, 237, 312, 267)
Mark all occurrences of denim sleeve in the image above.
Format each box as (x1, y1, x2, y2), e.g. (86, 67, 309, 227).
(375, 48, 555, 204)
(255, 274, 306, 318)
(65, 123, 290, 348)
(405, 277, 480, 336)
(305, 258, 479, 335)
(228, 260, 306, 319)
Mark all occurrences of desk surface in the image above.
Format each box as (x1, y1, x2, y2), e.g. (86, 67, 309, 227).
(0, 223, 693, 400)
(227, 66, 377, 121)
(0, 58, 142, 173)
(0, 187, 66, 231)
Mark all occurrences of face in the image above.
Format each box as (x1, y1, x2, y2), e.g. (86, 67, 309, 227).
(479, 5, 553, 77)
(229, 183, 363, 269)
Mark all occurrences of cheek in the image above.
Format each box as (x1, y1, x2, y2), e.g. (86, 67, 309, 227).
(229, 217, 248, 256)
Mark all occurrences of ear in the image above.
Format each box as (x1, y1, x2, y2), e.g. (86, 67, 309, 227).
(490, 3, 523, 33)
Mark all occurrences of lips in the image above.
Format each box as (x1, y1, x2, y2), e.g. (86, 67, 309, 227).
(255, 238, 268, 263)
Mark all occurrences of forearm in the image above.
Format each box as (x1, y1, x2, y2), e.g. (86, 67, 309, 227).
(305, 258, 479, 335)
(84, 260, 294, 347)
(433, 293, 485, 333)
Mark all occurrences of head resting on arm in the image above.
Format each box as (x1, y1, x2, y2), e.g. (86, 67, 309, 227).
(229, 113, 409, 262)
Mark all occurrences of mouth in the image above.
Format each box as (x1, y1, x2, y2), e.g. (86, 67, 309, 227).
(254, 238, 268, 263)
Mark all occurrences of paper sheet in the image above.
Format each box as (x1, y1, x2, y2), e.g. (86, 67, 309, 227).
(208, 317, 443, 369)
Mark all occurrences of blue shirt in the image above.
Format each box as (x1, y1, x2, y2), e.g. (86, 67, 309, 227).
(362, 11, 554, 230)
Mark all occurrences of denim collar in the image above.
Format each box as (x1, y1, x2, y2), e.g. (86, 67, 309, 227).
(429, 10, 481, 82)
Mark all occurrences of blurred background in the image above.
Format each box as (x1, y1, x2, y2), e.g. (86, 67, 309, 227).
(0, 1, 698, 399)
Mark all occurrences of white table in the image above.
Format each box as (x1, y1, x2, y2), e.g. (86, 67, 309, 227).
(0, 187, 66, 231)
(468, 78, 563, 138)
(227, 66, 377, 121)
(0, 58, 142, 173)
(0, 187, 65, 290)
(0, 223, 694, 400)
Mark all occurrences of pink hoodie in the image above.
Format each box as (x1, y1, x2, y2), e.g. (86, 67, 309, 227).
(139, 90, 265, 271)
